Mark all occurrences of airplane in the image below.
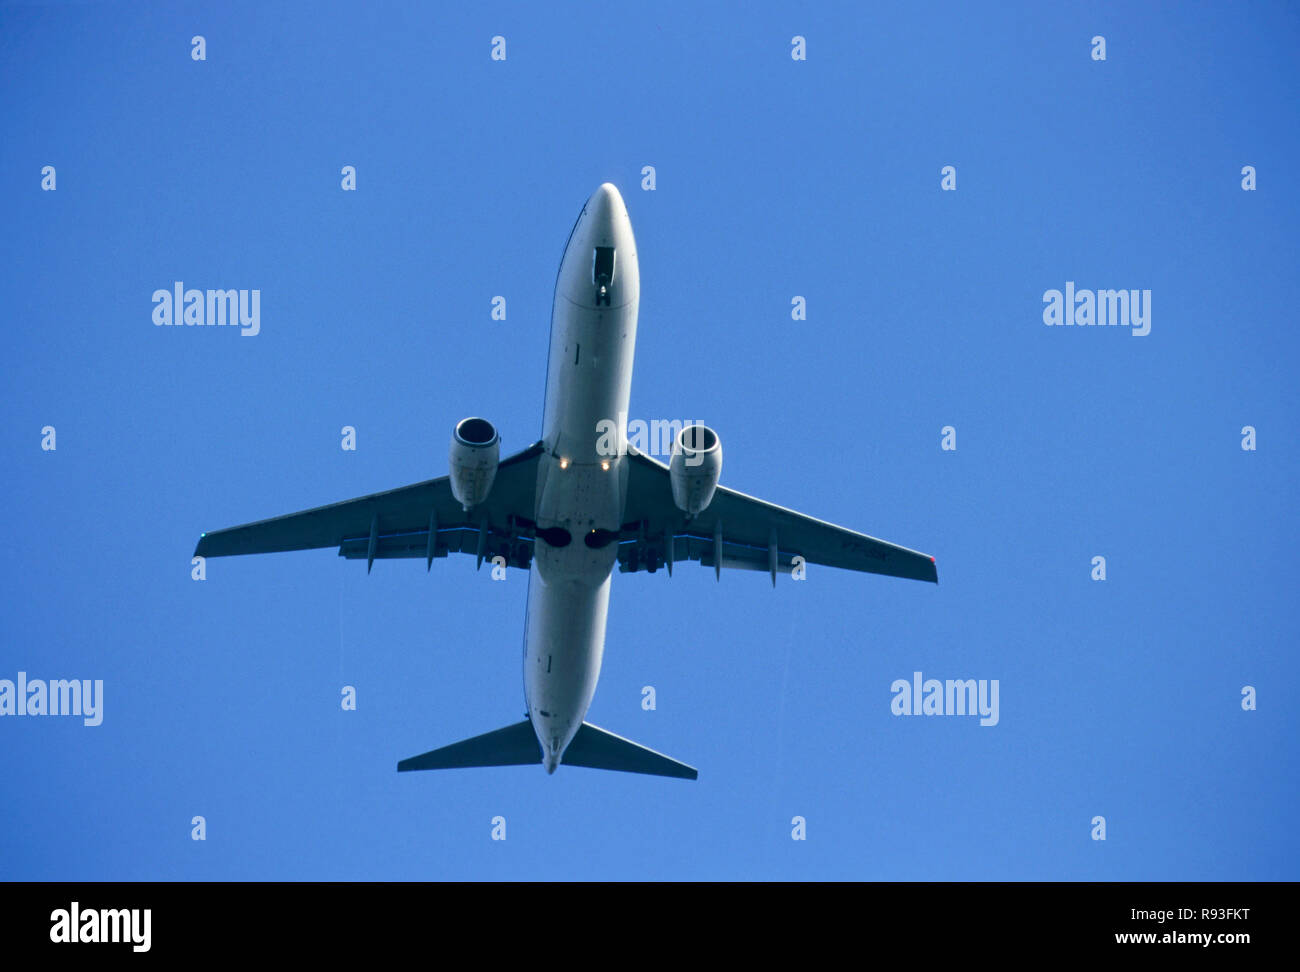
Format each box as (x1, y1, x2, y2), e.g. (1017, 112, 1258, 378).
(194, 182, 938, 781)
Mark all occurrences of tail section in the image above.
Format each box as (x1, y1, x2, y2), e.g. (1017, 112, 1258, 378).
(397, 719, 697, 780)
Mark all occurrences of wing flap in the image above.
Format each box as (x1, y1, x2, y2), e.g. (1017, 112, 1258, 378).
(338, 526, 534, 567)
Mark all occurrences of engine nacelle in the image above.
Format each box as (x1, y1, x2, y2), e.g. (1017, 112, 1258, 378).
(669, 424, 722, 515)
(449, 417, 500, 510)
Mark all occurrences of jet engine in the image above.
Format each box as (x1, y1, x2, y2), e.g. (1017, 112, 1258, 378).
(449, 417, 499, 510)
(669, 424, 722, 514)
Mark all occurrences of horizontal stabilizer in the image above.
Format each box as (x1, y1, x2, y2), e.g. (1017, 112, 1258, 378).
(563, 722, 698, 780)
(397, 719, 540, 772)
(397, 720, 698, 779)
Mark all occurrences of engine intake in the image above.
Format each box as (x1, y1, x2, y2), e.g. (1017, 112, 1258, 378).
(449, 417, 500, 510)
(669, 424, 721, 514)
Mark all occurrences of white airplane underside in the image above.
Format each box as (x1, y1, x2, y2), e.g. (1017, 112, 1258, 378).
(195, 183, 938, 781)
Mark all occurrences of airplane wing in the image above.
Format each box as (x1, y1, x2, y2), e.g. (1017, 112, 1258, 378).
(619, 445, 937, 584)
(194, 441, 546, 572)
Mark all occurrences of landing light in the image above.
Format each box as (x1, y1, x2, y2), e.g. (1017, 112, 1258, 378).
(559, 458, 569, 469)
(600, 460, 610, 471)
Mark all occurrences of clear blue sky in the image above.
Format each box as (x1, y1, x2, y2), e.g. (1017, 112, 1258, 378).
(2, 1, 1296, 880)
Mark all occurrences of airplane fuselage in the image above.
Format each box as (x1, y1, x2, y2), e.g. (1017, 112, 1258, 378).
(525, 184, 640, 772)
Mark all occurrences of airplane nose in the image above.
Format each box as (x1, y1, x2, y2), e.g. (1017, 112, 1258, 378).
(587, 182, 623, 226)
(557, 182, 636, 307)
